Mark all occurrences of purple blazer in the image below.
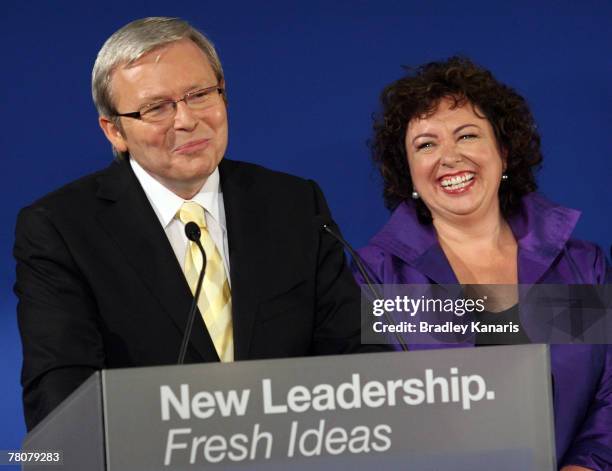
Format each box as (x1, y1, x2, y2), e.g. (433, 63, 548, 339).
(355, 193, 612, 470)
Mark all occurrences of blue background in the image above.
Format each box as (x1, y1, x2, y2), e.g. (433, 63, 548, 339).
(2, 0, 611, 450)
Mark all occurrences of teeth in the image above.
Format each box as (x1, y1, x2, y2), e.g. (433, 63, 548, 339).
(441, 173, 474, 188)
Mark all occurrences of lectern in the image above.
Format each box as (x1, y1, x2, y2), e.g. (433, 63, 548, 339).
(23, 345, 556, 470)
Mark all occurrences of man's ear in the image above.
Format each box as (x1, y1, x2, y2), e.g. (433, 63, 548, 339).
(99, 117, 128, 152)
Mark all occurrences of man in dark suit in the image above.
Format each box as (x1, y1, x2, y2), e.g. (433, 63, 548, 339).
(14, 17, 371, 431)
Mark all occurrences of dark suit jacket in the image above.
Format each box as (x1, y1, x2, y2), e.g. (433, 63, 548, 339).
(15, 158, 369, 431)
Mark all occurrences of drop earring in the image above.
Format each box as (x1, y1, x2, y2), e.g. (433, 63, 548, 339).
(411, 191, 419, 200)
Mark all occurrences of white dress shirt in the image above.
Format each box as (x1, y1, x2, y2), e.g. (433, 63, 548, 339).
(130, 159, 231, 284)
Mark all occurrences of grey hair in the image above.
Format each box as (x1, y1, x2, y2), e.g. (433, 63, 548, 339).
(91, 17, 225, 159)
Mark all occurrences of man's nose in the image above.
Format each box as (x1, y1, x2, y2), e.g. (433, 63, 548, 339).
(173, 101, 198, 131)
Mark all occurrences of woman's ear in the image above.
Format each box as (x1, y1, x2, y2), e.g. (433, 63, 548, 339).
(501, 147, 509, 172)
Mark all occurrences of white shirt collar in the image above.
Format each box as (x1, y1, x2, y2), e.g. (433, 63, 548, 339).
(130, 158, 223, 230)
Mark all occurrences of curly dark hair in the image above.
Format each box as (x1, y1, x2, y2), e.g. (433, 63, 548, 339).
(372, 56, 542, 223)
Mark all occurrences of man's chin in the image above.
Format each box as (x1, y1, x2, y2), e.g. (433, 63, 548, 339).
(174, 156, 220, 178)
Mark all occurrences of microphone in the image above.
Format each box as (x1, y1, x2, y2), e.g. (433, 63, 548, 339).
(185, 221, 201, 242)
(319, 219, 408, 352)
(177, 222, 207, 364)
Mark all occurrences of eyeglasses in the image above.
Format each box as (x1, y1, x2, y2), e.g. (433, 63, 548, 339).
(114, 85, 224, 123)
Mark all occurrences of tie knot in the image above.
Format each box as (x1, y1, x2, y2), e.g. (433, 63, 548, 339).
(179, 201, 207, 229)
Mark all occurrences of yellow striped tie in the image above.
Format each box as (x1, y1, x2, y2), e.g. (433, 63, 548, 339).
(179, 202, 233, 362)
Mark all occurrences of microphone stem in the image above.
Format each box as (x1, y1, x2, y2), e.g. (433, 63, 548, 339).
(178, 238, 207, 364)
(322, 223, 408, 352)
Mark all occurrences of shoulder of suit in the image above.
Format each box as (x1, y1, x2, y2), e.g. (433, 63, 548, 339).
(221, 159, 315, 191)
(23, 159, 323, 215)
(20, 162, 117, 214)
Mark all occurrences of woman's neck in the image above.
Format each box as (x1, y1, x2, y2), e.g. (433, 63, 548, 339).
(432, 207, 518, 286)
(432, 206, 508, 249)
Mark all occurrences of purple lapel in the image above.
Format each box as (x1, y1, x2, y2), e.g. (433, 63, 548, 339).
(369, 203, 458, 284)
(509, 193, 581, 284)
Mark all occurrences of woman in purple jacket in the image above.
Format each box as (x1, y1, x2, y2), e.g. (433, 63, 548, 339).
(356, 57, 611, 470)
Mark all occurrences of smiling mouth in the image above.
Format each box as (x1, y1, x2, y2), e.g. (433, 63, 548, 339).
(173, 139, 210, 154)
(439, 172, 475, 193)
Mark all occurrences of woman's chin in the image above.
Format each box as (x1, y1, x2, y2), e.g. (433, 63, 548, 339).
(431, 199, 490, 221)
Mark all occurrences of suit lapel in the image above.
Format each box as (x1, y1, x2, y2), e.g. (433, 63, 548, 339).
(94, 160, 219, 363)
(219, 159, 265, 361)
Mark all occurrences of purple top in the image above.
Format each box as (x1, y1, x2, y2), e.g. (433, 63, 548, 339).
(355, 193, 612, 470)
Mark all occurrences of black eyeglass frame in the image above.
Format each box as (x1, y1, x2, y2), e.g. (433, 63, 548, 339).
(113, 85, 225, 121)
